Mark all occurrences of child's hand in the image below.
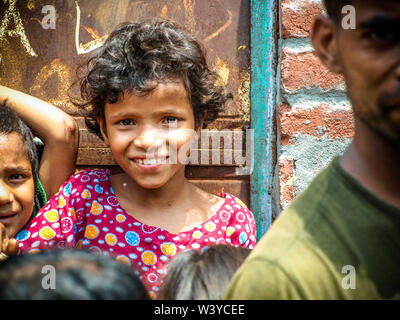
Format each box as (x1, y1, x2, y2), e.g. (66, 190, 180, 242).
(0, 223, 20, 261)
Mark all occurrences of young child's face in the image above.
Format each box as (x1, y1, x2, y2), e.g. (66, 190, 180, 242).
(101, 81, 196, 189)
(0, 133, 35, 237)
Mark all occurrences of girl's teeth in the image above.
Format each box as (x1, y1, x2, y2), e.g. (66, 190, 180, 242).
(144, 158, 156, 165)
(136, 158, 166, 165)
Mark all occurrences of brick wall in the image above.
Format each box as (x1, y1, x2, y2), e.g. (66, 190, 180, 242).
(277, 0, 354, 209)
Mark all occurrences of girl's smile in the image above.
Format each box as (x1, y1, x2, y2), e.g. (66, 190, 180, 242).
(130, 155, 170, 172)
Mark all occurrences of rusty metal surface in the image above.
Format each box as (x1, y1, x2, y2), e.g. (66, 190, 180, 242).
(0, 0, 251, 203)
(0, 0, 250, 119)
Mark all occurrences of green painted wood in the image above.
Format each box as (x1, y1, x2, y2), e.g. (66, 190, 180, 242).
(250, 0, 278, 239)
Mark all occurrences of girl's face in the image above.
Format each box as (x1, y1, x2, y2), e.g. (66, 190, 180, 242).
(0, 133, 35, 237)
(100, 81, 196, 189)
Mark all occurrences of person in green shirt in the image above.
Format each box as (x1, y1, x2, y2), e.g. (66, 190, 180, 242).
(225, 0, 400, 299)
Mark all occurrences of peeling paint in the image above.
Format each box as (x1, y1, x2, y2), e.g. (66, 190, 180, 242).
(214, 56, 230, 87)
(0, 0, 37, 56)
(160, 4, 168, 18)
(27, 0, 36, 10)
(29, 58, 77, 114)
(238, 70, 250, 123)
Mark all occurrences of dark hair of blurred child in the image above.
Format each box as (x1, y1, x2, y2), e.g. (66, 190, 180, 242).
(157, 245, 251, 300)
(0, 249, 149, 299)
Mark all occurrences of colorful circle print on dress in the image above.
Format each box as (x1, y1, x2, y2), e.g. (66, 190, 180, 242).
(239, 231, 248, 245)
(63, 182, 72, 197)
(107, 196, 118, 206)
(142, 250, 157, 266)
(39, 227, 56, 240)
(58, 195, 66, 208)
(219, 210, 231, 222)
(82, 189, 91, 199)
(44, 209, 59, 223)
(61, 217, 73, 233)
(90, 201, 103, 215)
(226, 226, 235, 237)
(192, 230, 202, 239)
(204, 221, 216, 232)
(141, 225, 158, 234)
(115, 213, 126, 223)
(236, 212, 246, 223)
(147, 273, 158, 283)
(69, 208, 76, 220)
(84, 224, 99, 240)
(125, 231, 140, 246)
(160, 242, 177, 256)
(105, 233, 117, 246)
(16, 230, 30, 241)
(94, 184, 103, 194)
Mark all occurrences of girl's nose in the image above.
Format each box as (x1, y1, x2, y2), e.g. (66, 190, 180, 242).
(133, 127, 164, 151)
(0, 181, 12, 205)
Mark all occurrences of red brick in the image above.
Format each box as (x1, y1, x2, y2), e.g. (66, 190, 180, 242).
(278, 159, 296, 204)
(277, 104, 355, 146)
(281, 0, 324, 39)
(281, 48, 344, 92)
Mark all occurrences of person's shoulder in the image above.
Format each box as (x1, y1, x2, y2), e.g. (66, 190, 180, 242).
(225, 256, 302, 299)
(219, 193, 253, 215)
(221, 193, 255, 225)
(218, 193, 257, 246)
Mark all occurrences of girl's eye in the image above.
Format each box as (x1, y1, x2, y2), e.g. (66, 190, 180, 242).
(162, 117, 179, 126)
(119, 119, 134, 126)
(9, 174, 27, 182)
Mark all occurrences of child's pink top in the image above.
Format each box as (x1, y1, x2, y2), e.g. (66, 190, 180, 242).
(16, 169, 257, 298)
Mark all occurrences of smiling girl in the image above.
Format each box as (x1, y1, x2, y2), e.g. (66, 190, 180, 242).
(12, 20, 256, 297)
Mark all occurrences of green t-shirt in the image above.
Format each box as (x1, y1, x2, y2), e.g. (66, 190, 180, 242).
(225, 157, 400, 299)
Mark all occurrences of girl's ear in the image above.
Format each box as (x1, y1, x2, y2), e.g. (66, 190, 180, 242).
(311, 15, 343, 74)
(97, 117, 110, 146)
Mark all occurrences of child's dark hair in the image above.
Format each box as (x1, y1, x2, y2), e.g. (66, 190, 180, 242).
(0, 100, 41, 214)
(323, 0, 353, 24)
(157, 245, 251, 300)
(72, 19, 232, 139)
(0, 249, 150, 299)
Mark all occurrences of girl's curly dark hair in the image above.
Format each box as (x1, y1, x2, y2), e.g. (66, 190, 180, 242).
(71, 19, 232, 139)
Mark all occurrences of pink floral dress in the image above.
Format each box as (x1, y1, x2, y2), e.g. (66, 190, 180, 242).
(16, 169, 257, 298)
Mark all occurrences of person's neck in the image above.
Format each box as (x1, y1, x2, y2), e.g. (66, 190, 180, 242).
(339, 118, 400, 209)
(114, 169, 194, 210)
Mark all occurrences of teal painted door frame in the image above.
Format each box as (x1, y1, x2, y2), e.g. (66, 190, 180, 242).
(250, 0, 279, 240)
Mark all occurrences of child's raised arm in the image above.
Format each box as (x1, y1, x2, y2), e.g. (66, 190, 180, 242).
(0, 85, 79, 199)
